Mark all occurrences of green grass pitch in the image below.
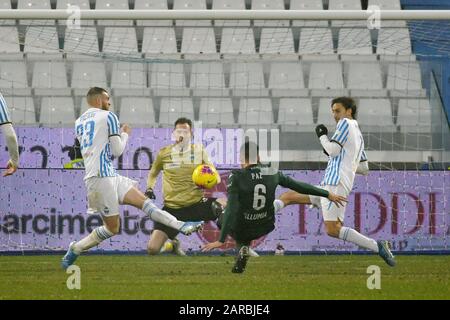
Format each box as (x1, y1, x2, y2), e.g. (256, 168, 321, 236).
(0, 255, 449, 300)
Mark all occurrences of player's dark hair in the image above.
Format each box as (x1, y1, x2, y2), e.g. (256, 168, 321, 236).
(86, 87, 108, 98)
(331, 97, 357, 119)
(241, 141, 259, 164)
(174, 117, 193, 130)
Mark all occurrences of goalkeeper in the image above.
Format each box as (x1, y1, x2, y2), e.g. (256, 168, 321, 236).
(145, 117, 226, 256)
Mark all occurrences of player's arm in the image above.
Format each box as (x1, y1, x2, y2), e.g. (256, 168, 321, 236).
(202, 173, 239, 251)
(0, 97, 19, 176)
(278, 172, 347, 207)
(201, 145, 221, 184)
(107, 112, 129, 157)
(145, 149, 163, 199)
(1, 123, 19, 176)
(315, 119, 349, 158)
(356, 150, 369, 176)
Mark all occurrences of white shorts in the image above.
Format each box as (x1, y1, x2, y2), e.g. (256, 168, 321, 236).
(85, 175, 138, 217)
(309, 183, 350, 222)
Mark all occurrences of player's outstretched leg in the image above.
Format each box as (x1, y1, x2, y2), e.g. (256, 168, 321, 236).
(178, 221, 204, 235)
(377, 240, 396, 267)
(123, 186, 204, 235)
(61, 241, 79, 270)
(232, 244, 250, 274)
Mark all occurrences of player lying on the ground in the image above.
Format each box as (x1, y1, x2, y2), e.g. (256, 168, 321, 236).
(61, 88, 203, 269)
(145, 117, 226, 256)
(0, 91, 19, 177)
(202, 141, 347, 273)
(275, 97, 396, 267)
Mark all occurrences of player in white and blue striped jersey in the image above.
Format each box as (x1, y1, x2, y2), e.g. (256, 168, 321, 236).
(62, 87, 204, 269)
(275, 97, 395, 267)
(0, 92, 19, 177)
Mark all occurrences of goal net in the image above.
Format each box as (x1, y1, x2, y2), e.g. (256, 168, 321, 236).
(0, 9, 449, 254)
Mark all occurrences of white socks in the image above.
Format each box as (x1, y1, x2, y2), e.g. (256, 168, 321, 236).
(339, 226, 379, 252)
(73, 226, 114, 254)
(142, 199, 184, 230)
(273, 199, 285, 212)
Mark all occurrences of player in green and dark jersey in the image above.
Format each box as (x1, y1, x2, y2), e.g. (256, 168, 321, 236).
(202, 141, 347, 273)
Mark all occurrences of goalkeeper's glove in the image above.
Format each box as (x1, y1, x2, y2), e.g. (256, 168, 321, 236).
(145, 188, 156, 200)
(315, 124, 328, 138)
(322, 148, 329, 156)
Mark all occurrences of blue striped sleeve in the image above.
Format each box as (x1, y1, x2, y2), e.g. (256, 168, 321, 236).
(0, 94, 11, 124)
(107, 112, 120, 136)
(360, 150, 368, 162)
(331, 119, 349, 146)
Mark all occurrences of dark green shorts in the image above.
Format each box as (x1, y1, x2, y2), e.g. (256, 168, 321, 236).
(230, 223, 275, 245)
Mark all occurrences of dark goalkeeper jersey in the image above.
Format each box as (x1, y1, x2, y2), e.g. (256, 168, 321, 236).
(219, 164, 330, 242)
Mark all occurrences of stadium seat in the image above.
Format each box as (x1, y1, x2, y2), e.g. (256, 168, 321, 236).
(3, 96, 36, 125)
(174, 0, 211, 27)
(32, 62, 71, 96)
(39, 97, 76, 126)
(329, 0, 365, 27)
(386, 62, 426, 97)
(150, 63, 190, 96)
(159, 98, 194, 126)
(135, 0, 172, 26)
(369, 0, 401, 8)
(0, 0, 14, 25)
(259, 28, 295, 54)
(377, 28, 412, 56)
(347, 62, 387, 97)
(181, 28, 217, 55)
(229, 62, 268, 96)
(298, 28, 334, 56)
(252, 0, 288, 27)
(238, 98, 274, 128)
(308, 62, 347, 97)
(213, 0, 250, 27)
(199, 98, 235, 127)
(338, 29, 373, 55)
(24, 27, 61, 57)
(291, 0, 327, 27)
(18, 0, 53, 25)
(111, 62, 147, 90)
(190, 62, 228, 96)
(71, 62, 107, 95)
(317, 98, 338, 127)
(278, 98, 314, 131)
(142, 28, 178, 55)
(0, 61, 31, 95)
(220, 28, 256, 55)
(64, 27, 100, 56)
(103, 28, 138, 55)
(357, 98, 395, 132)
(269, 62, 308, 97)
(119, 97, 155, 126)
(368, 0, 405, 27)
(0, 27, 21, 53)
(96, 0, 133, 26)
(57, 0, 93, 26)
(397, 99, 432, 133)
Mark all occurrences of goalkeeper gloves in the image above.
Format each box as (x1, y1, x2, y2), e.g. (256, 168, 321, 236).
(315, 124, 328, 138)
(145, 188, 156, 200)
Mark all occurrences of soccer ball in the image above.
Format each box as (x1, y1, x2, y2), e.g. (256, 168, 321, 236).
(192, 164, 219, 189)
